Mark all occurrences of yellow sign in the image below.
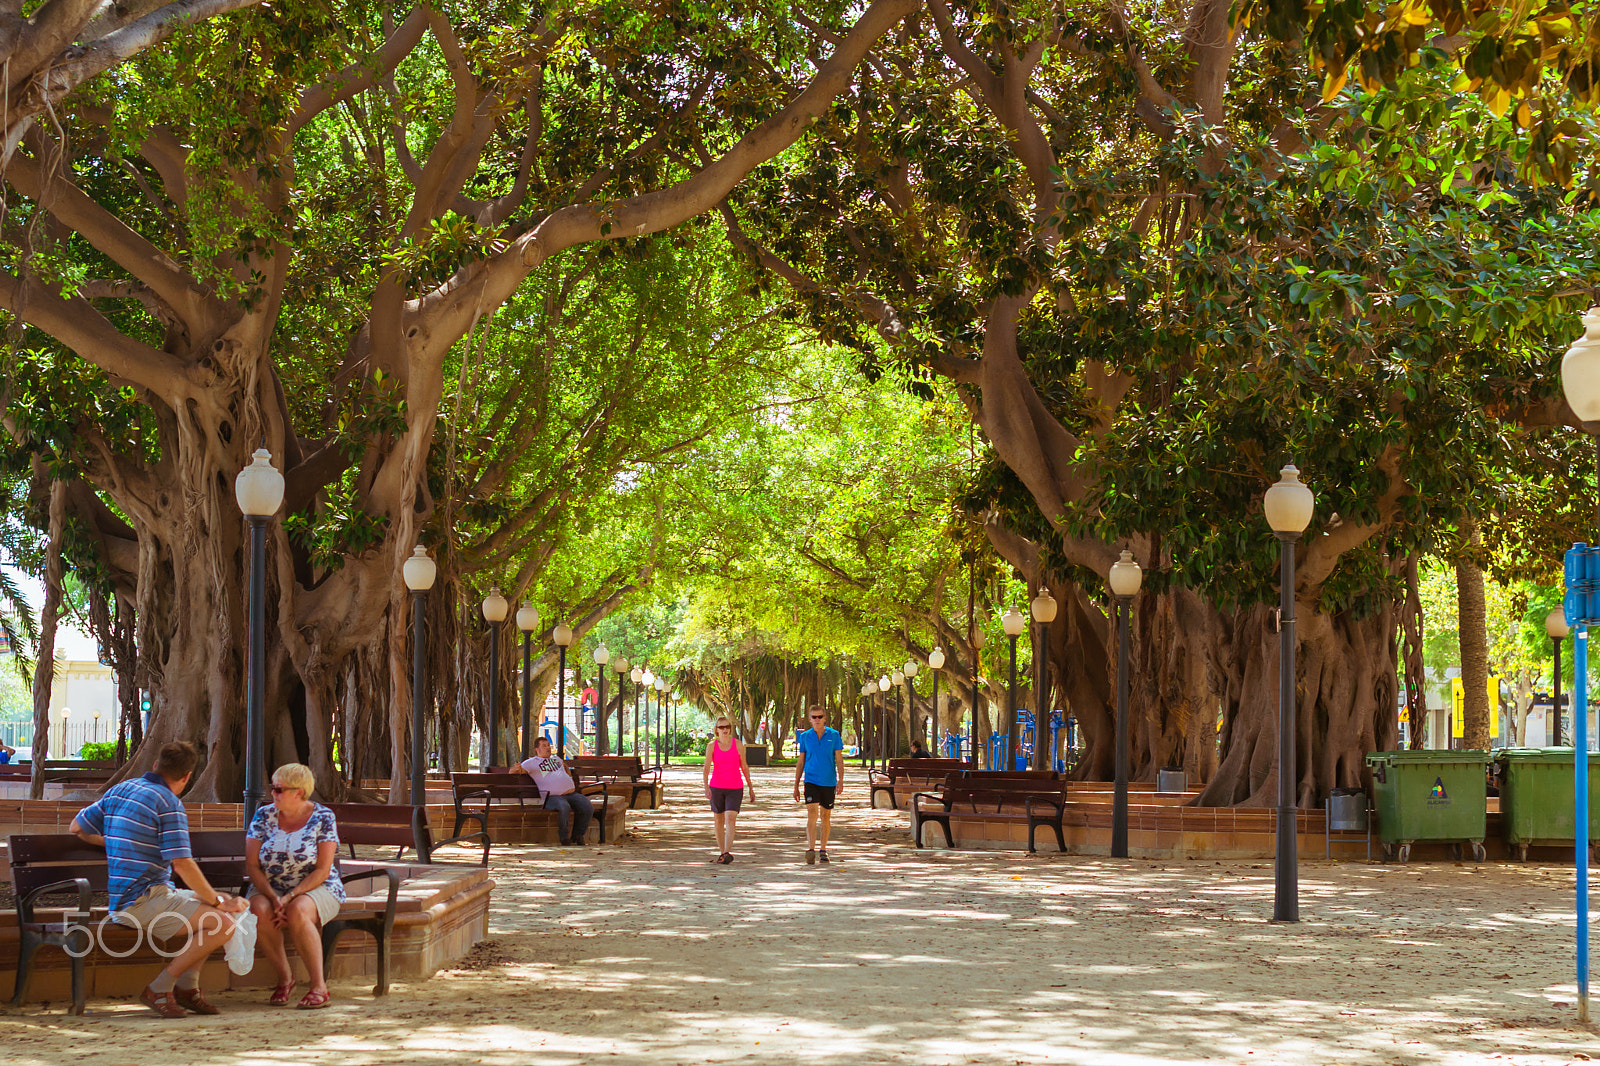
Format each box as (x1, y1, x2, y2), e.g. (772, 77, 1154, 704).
(1450, 676, 1500, 739)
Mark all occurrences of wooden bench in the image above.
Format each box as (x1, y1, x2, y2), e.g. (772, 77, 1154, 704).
(451, 771, 614, 843)
(912, 775, 1070, 853)
(8, 828, 399, 1014)
(566, 755, 661, 809)
(324, 802, 490, 867)
(868, 759, 972, 809)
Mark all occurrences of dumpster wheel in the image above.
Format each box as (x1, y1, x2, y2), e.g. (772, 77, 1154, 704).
(1397, 844, 1411, 864)
(1517, 844, 1529, 862)
(1471, 842, 1486, 863)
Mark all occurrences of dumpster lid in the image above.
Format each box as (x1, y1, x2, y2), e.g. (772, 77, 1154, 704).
(1364, 749, 1490, 766)
(1493, 747, 1600, 763)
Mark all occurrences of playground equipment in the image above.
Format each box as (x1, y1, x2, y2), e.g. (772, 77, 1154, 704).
(1017, 709, 1035, 771)
(1049, 710, 1066, 773)
(540, 720, 584, 756)
(942, 731, 962, 759)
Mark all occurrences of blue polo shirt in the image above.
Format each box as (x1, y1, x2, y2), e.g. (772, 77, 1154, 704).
(796, 726, 844, 786)
(74, 772, 192, 911)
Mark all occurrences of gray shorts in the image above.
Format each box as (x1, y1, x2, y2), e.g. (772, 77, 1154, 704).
(113, 884, 219, 941)
(247, 884, 343, 924)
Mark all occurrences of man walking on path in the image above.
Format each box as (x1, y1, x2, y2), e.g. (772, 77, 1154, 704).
(70, 741, 249, 1017)
(793, 707, 845, 863)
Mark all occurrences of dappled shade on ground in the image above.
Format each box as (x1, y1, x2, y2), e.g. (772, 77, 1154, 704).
(1, 765, 1593, 1064)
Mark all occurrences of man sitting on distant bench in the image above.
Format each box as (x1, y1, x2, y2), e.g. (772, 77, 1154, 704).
(514, 736, 594, 845)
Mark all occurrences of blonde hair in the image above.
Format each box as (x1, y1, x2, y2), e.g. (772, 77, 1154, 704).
(712, 716, 735, 735)
(271, 762, 315, 800)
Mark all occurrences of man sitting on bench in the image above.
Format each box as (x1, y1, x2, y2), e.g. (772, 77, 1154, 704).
(515, 736, 594, 845)
(69, 741, 249, 1018)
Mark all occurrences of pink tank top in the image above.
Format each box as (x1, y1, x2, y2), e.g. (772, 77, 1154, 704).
(708, 739, 743, 789)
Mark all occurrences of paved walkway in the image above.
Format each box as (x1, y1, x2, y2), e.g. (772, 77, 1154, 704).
(2, 764, 1595, 1064)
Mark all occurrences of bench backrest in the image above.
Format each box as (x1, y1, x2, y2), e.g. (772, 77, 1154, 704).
(8, 829, 247, 900)
(942, 781, 1067, 808)
(568, 756, 646, 780)
(887, 758, 971, 778)
(958, 770, 1063, 783)
(450, 771, 540, 799)
(323, 802, 431, 853)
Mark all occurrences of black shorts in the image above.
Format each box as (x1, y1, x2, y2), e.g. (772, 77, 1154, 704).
(803, 782, 836, 809)
(709, 787, 744, 813)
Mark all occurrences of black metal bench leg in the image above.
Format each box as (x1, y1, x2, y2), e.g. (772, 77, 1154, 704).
(69, 947, 85, 1015)
(11, 934, 38, 1007)
(373, 931, 390, 997)
(1053, 819, 1066, 853)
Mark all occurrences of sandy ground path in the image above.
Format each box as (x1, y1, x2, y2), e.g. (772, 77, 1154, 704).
(3, 764, 1597, 1065)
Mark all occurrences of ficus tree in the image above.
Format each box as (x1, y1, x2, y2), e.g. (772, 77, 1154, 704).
(0, 0, 920, 798)
(725, 1, 1600, 803)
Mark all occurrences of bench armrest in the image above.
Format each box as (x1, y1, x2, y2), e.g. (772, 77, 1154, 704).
(1023, 796, 1065, 817)
(910, 791, 950, 814)
(868, 770, 891, 786)
(431, 829, 492, 867)
(338, 866, 400, 927)
(18, 877, 92, 925)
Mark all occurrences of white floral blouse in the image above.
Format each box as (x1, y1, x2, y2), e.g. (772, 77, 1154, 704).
(246, 802, 345, 901)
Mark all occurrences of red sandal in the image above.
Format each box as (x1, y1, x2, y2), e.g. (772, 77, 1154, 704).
(297, 988, 331, 1010)
(269, 980, 296, 1006)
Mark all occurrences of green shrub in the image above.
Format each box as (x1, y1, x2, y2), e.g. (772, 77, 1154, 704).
(78, 741, 119, 761)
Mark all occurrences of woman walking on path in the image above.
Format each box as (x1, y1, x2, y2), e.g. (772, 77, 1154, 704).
(703, 716, 755, 864)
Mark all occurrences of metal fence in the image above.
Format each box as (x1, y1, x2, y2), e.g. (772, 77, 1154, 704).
(0, 720, 113, 757)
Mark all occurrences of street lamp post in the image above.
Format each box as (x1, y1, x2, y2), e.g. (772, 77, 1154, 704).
(970, 628, 985, 764)
(516, 601, 540, 762)
(656, 677, 668, 765)
(1108, 550, 1143, 858)
(593, 645, 611, 755)
(1002, 606, 1026, 771)
(631, 666, 644, 757)
(877, 674, 891, 766)
(553, 623, 574, 758)
(1558, 304, 1600, 1023)
(612, 657, 629, 754)
(234, 447, 284, 822)
(860, 682, 874, 767)
(903, 660, 920, 753)
(928, 648, 946, 755)
(481, 589, 509, 768)
(1031, 588, 1058, 770)
(642, 669, 656, 765)
(402, 545, 437, 803)
(1264, 464, 1314, 923)
(890, 669, 905, 758)
(1547, 609, 1570, 746)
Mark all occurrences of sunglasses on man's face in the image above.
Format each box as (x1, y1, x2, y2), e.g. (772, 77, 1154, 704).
(809, 715, 825, 720)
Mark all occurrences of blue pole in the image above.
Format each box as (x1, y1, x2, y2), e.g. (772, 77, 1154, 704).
(1578, 626, 1590, 1023)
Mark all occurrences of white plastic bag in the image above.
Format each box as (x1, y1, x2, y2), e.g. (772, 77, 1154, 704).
(224, 909, 258, 975)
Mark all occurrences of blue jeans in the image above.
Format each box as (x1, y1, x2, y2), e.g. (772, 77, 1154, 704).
(544, 791, 594, 843)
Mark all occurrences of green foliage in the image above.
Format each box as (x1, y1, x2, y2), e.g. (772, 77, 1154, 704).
(78, 741, 119, 761)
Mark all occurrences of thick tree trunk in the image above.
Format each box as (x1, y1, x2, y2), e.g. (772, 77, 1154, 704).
(1456, 527, 1491, 751)
(29, 479, 65, 799)
(1197, 600, 1400, 807)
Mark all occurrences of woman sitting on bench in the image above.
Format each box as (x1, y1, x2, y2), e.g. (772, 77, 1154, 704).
(245, 762, 344, 1010)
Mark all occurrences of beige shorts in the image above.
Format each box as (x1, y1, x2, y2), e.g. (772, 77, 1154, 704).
(112, 883, 225, 942)
(246, 884, 343, 925)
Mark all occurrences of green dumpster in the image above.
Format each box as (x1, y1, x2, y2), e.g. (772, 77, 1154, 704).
(1364, 749, 1489, 863)
(1494, 748, 1600, 863)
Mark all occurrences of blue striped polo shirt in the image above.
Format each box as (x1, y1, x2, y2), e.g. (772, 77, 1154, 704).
(74, 772, 192, 911)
